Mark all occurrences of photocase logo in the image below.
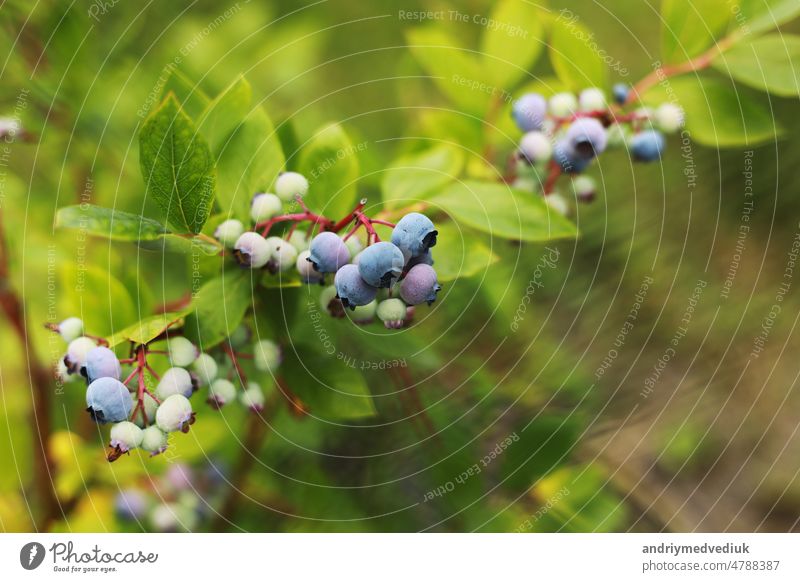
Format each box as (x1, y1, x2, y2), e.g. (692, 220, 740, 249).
(20, 542, 46, 570)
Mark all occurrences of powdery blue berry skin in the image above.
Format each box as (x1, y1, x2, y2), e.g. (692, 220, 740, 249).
(274, 171, 309, 201)
(612, 83, 630, 105)
(155, 367, 195, 400)
(512, 93, 547, 132)
(250, 193, 282, 223)
(308, 231, 350, 273)
(233, 232, 272, 269)
(630, 130, 666, 162)
(140, 426, 168, 455)
(391, 213, 437, 261)
(58, 317, 84, 342)
(86, 377, 132, 424)
(155, 394, 194, 433)
(518, 131, 552, 165)
(566, 118, 608, 158)
(214, 219, 244, 248)
(109, 421, 143, 452)
(357, 242, 405, 288)
(83, 346, 122, 381)
(553, 140, 590, 174)
(335, 264, 378, 309)
(399, 264, 442, 306)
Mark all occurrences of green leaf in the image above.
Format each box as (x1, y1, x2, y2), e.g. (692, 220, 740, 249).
(644, 76, 783, 147)
(406, 27, 487, 113)
(55, 204, 167, 241)
(183, 270, 252, 350)
(137, 234, 222, 256)
(713, 34, 800, 96)
(549, 17, 608, 91)
(157, 68, 210, 120)
(216, 107, 284, 222)
(480, 0, 544, 89)
(431, 222, 499, 282)
(381, 144, 464, 209)
(197, 75, 252, 153)
(431, 181, 577, 242)
(59, 265, 138, 337)
(282, 344, 376, 420)
(298, 123, 360, 218)
(661, 0, 732, 64)
(106, 312, 187, 348)
(737, 0, 800, 36)
(139, 95, 216, 234)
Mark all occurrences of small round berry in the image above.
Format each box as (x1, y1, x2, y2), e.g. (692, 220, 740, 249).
(391, 213, 437, 261)
(265, 237, 298, 273)
(115, 489, 147, 521)
(253, 339, 282, 372)
(65, 336, 97, 374)
(545, 193, 570, 216)
(228, 324, 251, 349)
(511, 93, 547, 132)
(155, 394, 194, 433)
(190, 353, 218, 387)
(297, 250, 324, 284)
(553, 140, 590, 174)
(233, 232, 272, 269)
(630, 130, 666, 162)
(275, 171, 309, 201)
(566, 118, 608, 158)
(208, 378, 237, 408)
(605, 124, 628, 148)
(612, 83, 630, 105)
(518, 131, 553, 165)
(109, 421, 143, 452)
(214, 219, 245, 248)
(347, 300, 377, 325)
(377, 298, 408, 329)
(579, 87, 606, 112)
(86, 377, 132, 424)
(320, 285, 345, 318)
(132, 393, 158, 428)
(288, 230, 311, 252)
(335, 264, 378, 309)
(167, 337, 198, 367)
(56, 317, 84, 342)
(655, 103, 684, 134)
(55, 359, 76, 384)
(399, 264, 442, 306)
(140, 426, 168, 455)
(308, 231, 350, 273)
(165, 463, 193, 491)
(83, 346, 122, 381)
(549, 92, 578, 118)
(407, 249, 434, 268)
(357, 242, 405, 288)
(239, 382, 265, 411)
(156, 367, 196, 400)
(571, 175, 597, 203)
(250, 193, 282, 223)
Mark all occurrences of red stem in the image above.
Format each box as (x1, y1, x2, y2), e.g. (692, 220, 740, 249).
(224, 344, 248, 387)
(543, 161, 562, 196)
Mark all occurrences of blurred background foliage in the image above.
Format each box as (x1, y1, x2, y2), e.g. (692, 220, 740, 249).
(1, 0, 800, 532)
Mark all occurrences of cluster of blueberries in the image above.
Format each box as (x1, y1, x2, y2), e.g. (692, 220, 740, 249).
(53, 317, 281, 460)
(510, 85, 684, 213)
(213, 171, 442, 330)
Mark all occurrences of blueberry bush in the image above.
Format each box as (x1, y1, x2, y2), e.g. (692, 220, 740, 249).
(2, 0, 800, 532)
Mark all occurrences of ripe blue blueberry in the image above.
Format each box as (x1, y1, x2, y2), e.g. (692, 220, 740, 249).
(296, 250, 324, 284)
(156, 367, 196, 400)
(612, 83, 630, 105)
(65, 336, 97, 373)
(579, 88, 606, 112)
(630, 130, 666, 162)
(275, 171, 309, 202)
(320, 285, 345, 318)
(376, 298, 408, 329)
(233, 232, 272, 269)
(250, 193, 282, 223)
(208, 379, 237, 408)
(168, 337, 198, 367)
(83, 346, 121, 382)
(140, 426, 168, 455)
(86, 377, 132, 423)
(553, 139, 590, 174)
(391, 213, 437, 261)
(566, 118, 608, 158)
(190, 353, 218, 387)
(308, 231, 350, 273)
(518, 131, 552, 165)
(399, 264, 441, 306)
(254, 339, 282, 372)
(214, 219, 244, 248)
(357, 242, 405, 288)
(239, 382, 265, 411)
(335, 264, 378, 309)
(57, 317, 84, 342)
(155, 394, 194, 433)
(512, 93, 547, 132)
(109, 421, 143, 453)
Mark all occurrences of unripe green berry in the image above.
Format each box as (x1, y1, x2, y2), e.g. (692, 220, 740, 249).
(239, 382, 265, 411)
(208, 378, 237, 408)
(253, 339, 282, 372)
(110, 421, 143, 452)
(167, 337, 198, 367)
(214, 219, 245, 248)
(275, 172, 309, 201)
(250, 193, 282, 223)
(140, 426, 168, 455)
(155, 394, 194, 433)
(191, 353, 218, 387)
(377, 298, 408, 329)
